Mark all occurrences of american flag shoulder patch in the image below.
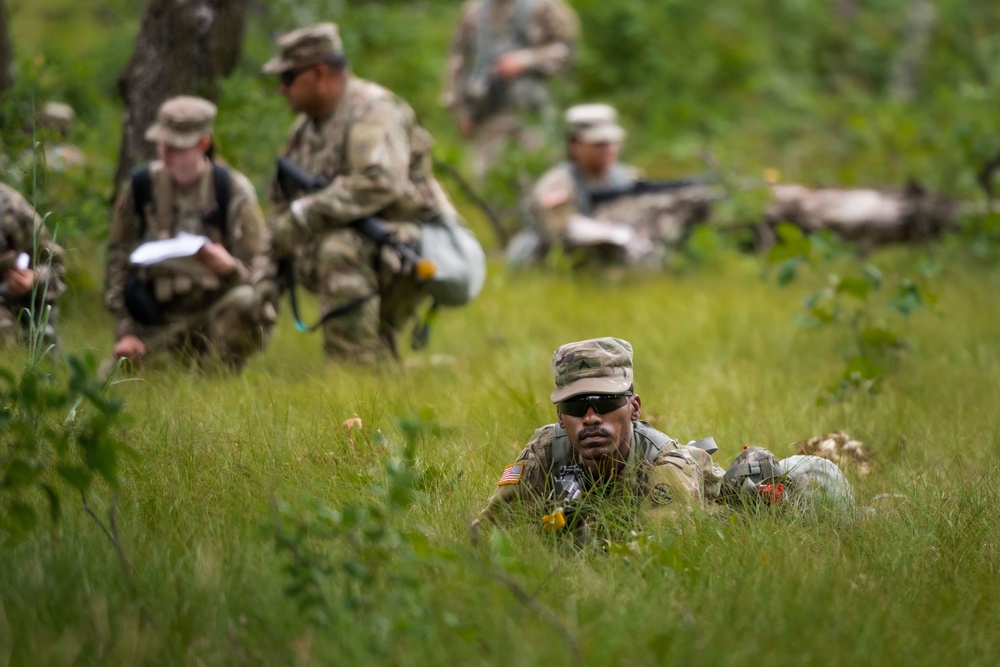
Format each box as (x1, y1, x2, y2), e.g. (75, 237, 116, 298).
(498, 462, 524, 486)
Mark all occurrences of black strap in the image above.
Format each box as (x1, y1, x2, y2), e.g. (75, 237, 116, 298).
(279, 257, 378, 333)
(130, 163, 232, 242)
(130, 166, 153, 240)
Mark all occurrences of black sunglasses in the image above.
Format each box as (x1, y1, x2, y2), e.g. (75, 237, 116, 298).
(557, 394, 632, 418)
(279, 65, 316, 87)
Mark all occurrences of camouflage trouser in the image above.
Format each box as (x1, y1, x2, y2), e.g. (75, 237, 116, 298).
(0, 299, 59, 348)
(136, 283, 275, 371)
(470, 111, 550, 183)
(295, 223, 425, 363)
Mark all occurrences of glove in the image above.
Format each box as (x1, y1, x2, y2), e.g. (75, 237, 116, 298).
(270, 209, 306, 259)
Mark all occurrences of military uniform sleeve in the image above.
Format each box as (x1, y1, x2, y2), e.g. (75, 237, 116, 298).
(530, 169, 581, 245)
(518, 0, 580, 76)
(105, 182, 142, 340)
(297, 99, 416, 227)
(2, 189, 66, 301)
(474, 427, 553, 527)
(221, 171, 268, 288)
(644, 446, 720, 521)
(444, 1, 478, 118)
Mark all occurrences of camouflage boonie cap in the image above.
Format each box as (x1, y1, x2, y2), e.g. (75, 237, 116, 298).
(550, 337, 634, 403)
(144, 96, 216, 148)
(565, 103, 625, 144)
(263, 23, 344, 75)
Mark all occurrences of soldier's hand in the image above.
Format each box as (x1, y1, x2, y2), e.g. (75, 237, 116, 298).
(195, 242, 237, 276)
(4, 267, 34, 297)
(271, 210, 304, 259)
(494, 51, 529, 80)
(114, 334, 146, 361)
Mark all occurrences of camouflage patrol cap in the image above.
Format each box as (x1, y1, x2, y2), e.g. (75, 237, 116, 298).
(550, 337, 634, 403)
(565, 103, 626, 144)
(144, 96, 216, 148)
(263, 23, 345, 75)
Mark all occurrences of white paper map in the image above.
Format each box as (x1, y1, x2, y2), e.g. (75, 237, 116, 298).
(129, 233, 209, 266)
(565, 214, 633, 247)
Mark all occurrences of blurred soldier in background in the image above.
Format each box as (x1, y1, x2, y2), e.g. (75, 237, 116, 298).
(444, 0, 580, 181)
(104, 96, 274, 371)
(265, 23, 462, 364)
(0, 181, 64, 347)
(508, 103, 717, 268)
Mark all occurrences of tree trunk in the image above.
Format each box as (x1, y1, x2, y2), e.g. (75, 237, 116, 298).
(114, 0, 249, 188)
(0, 0, 13, 95)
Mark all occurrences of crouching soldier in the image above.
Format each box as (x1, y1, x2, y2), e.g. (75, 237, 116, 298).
(104, 96, 275, 371)
(0, 182, 64, 347)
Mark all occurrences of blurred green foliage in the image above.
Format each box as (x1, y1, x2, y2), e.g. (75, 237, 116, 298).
(2, 0, 999, 246)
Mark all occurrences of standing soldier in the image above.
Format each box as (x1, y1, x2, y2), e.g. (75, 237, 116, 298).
(0, 182, 64, 346)
(444, 0, 580, 180)
(264, 23, 463, 364)
(104, 96, 275, 371)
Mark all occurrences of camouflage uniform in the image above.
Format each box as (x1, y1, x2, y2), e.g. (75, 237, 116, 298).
(105, 97, 274, 370)
(445, 0, 580, 179)
(477, 421, 724, 528)
(265, 24, 457, 362)
(0, 182, 64, 345)
(474, 337, 725, 536)
(510, 104, 717, 268)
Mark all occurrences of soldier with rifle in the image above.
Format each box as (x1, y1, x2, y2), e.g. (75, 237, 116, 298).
(472, 337, 858, 543)
(509, 104, 715, 268)
(265, 23, 464, 363)
(444, 0, 580, 180)
(104, 96, 274, 371)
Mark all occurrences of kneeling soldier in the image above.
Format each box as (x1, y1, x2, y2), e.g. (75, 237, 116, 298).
(0, 182, 64, 347)
(104, 96, 275, 371)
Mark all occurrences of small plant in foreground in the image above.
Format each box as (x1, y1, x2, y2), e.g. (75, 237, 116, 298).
(768, 223, 935, 404)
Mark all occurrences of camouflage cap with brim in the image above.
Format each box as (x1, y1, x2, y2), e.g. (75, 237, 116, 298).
(566, 103, 626, 144)
(551, 337, 634, 403)
(263, 23, 344, 75)
(144, 96, 216, 148)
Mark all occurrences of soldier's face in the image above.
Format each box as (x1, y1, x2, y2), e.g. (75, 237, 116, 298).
(279, 64, 346, 117)
(558, 394, 641, 474)
(570, 140, 620, 178)
(158, 139, 209, 188)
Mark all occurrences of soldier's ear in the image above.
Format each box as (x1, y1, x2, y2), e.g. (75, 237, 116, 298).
(630, 395, 641, 420)
(557, 411, 565, 429)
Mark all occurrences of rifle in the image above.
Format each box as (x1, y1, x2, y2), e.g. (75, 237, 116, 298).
(589, 177, 712, 209)
(274, 157, 435, 332)
(541, 464, 587, 532)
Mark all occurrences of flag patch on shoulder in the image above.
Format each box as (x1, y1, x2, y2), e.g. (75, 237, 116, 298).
(498, 463, 524, 485)
(540, 187, 570, 209)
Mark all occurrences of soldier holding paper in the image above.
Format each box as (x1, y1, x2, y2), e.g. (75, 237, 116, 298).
(104, 96, 274, 371)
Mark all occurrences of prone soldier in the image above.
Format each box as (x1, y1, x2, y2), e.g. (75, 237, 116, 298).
(444, 0, 580, 180)
(104, 96, 275, 371)
(509, 104, 717, 268)
(473, 337, 858, 542)
(0, 182, 64, 346)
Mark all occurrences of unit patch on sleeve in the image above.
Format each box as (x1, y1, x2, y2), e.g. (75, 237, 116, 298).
(498, 463, 525, 486)
(651, 483, 674, 505)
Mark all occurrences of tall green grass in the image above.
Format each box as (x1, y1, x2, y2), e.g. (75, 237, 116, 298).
(2, 243, 1000, 665)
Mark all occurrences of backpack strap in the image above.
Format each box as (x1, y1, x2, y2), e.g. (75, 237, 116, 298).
(210, 163, 231, 241)
(130, 164, 231, 242)
(130, 166, 153, 240)
(550, 423, 573, 473)
(633, 421, 680, 464)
